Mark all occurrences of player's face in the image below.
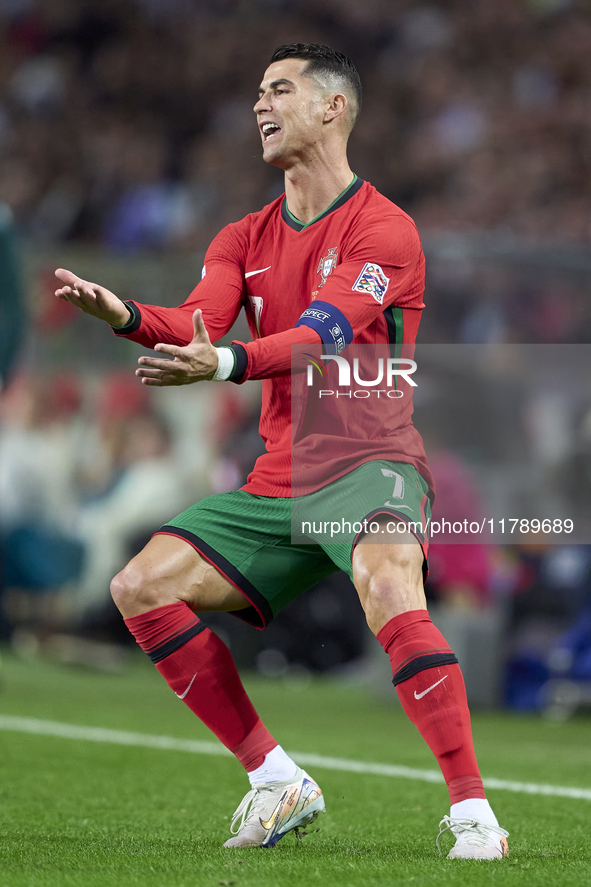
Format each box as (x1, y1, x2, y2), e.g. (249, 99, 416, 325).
(254, 59, 327, 168)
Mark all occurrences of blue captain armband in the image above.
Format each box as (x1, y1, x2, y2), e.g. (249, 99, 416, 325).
(294, 301, 353, 355)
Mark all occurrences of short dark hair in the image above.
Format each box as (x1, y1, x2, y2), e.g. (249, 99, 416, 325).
(270, 43, 362, 122)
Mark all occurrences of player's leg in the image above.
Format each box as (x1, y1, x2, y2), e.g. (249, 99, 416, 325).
(302, 461, 507, 859)
(111, 533, 290, 780)
(111, 496, 327, 848)
(352, 523, 508, 859)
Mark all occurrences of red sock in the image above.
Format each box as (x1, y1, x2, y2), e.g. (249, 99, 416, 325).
(124, 601, 277, 771)
(377, 610, 485, 804)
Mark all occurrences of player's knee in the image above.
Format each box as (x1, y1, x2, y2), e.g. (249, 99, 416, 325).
(110, 563, 163, 615)
(365, 570, 405, 613)
(366, 553, 412, 598)
(360, 560, 426, 634)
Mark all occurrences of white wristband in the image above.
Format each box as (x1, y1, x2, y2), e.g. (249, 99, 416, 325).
(212, 347, 236, 381)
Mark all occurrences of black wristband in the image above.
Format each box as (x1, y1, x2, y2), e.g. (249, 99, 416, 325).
(229, 343, 248, 383)
(111, 301, 141, 334)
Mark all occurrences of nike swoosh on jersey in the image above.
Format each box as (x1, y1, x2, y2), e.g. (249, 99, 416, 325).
(414, 675, 448, 700)
(175, 673, 198, 700)
(245, 266, 271, 279)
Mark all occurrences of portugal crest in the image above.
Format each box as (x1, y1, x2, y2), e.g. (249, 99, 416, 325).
(316, 247, 338, 288)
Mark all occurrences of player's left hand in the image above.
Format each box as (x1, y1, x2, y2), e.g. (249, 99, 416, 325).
(136, 310, 219, 386)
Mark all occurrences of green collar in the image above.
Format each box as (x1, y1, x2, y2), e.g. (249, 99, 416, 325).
(281, 175, 363, 231)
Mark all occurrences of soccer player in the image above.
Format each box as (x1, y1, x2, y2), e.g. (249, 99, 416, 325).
(55, 44, 508, 859)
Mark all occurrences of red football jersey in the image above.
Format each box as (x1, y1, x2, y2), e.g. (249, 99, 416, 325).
(115, 177, 433, 497)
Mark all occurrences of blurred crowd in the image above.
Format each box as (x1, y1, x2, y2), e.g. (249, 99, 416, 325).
(0, 0, 590, 250)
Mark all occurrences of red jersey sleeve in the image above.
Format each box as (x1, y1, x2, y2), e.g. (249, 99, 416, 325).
(234, 212, 424, 381)
(113, 221, 248, 348)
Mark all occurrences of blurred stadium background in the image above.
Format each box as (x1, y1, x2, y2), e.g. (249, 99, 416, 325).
(2, 0, 591, 721)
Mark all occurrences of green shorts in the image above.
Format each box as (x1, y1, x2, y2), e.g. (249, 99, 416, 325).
(157, 460, 431, 629)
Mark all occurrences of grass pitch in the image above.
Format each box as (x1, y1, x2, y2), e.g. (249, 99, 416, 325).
(0, 648, 590, 887)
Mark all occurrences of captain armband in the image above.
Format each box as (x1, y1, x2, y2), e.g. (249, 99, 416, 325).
(294, 300, 353, 355)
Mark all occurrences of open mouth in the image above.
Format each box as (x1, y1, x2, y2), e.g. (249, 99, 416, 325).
(261, 123, 281, 141)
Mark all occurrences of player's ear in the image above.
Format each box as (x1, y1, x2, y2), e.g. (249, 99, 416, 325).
(323, 93, 347, 124)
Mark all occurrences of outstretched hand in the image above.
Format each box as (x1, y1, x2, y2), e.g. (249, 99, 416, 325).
(54, 268, 131, 328)
(136, 309, 218, 386)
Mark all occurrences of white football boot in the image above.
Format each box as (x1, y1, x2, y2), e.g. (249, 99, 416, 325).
(437, 816, 509, 859)
(223, 767, 325, 848)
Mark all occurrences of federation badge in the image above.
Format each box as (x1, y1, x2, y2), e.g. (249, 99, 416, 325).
(316, 247, 338, 288)
(352, 262, 390, 304)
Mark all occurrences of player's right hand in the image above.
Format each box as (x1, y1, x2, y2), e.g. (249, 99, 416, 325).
(54, 268, 131, 328)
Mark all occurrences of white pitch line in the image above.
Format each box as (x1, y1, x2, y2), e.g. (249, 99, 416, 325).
(1, 714, 590, 802)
